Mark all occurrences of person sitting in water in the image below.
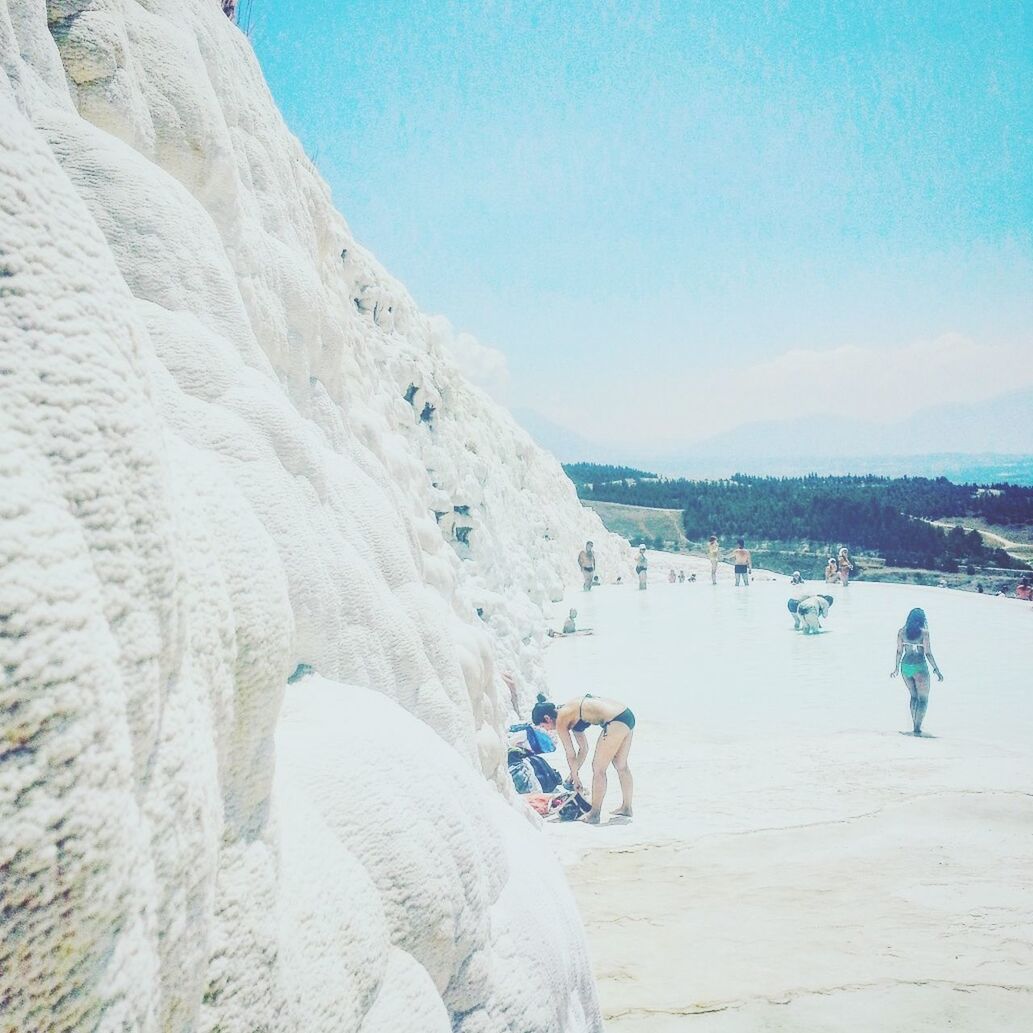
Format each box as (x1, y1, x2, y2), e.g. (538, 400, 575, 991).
(731, 538, 752, 587)
(890, 607, 944, 735)
(790, 571, 803, 585)
(1016, 577, 1032, 601)
(532, 692, 635, 824)
(795, 593, 834, 633)
(825, 557, 839, 583)
(548, 608, 592, 637)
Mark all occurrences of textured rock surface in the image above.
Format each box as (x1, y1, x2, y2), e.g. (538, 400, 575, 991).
(0, 1, 623, 1029)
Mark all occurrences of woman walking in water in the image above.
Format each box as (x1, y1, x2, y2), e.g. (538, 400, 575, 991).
(532, 693, 635, 823)
(890, 607, 944, 736)
(707, 535, 720, 584)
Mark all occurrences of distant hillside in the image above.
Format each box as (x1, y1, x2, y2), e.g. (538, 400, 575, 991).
(580, 500, 688, 550)
(563, 462, 657, 486)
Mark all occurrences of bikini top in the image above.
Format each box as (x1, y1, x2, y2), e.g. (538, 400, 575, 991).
(572, 694, 595, 733)
(901, 633, 926, 654)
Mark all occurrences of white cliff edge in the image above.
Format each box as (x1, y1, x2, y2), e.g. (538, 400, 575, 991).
(0, 2, 627, 1030)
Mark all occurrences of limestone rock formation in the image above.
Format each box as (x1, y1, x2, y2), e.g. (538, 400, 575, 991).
(0, 2, 625, 1029)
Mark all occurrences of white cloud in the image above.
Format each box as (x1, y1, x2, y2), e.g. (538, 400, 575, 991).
(428, 315, 511, 400)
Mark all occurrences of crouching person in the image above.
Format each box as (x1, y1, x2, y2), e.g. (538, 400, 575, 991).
(796, 593, 834, 633)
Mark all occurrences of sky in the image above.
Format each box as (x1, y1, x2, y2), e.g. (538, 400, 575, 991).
(250, 1, 1033, 453)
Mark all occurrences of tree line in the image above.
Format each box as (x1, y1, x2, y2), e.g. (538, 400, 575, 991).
(563, 469, 1032, 573)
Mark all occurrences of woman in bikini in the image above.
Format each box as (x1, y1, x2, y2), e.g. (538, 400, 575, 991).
(707, 535, 720, 584)
(532, 692, 635, 823)
(838, 547, 853, 586)
(890, 607, 944, 736)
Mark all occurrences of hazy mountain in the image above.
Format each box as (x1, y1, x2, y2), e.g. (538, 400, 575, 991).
(509, 407, 606, 462)
(678, 388, 1033, 460)
(513, 391, 1033, 484)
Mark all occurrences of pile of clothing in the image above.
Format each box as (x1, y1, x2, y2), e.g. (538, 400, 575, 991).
(507, 722, 591, 821)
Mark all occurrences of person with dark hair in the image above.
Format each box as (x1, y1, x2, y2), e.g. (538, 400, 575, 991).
(577, 541, 596, 591)
(731, 538, 751, 587)
(891, 607, 944, 736)
(531, 692, 635, 823)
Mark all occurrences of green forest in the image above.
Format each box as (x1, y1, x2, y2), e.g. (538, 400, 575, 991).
(562, 462, 656, 485)
(564, 469, 1033, 573)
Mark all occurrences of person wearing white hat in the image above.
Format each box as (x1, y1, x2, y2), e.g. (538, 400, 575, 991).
(635, 545, 648, 590)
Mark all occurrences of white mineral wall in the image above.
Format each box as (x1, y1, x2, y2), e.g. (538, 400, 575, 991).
(0, 1, 622, 1030)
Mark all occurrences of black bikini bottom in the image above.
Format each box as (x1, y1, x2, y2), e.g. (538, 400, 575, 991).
(604, 708, 635, 731)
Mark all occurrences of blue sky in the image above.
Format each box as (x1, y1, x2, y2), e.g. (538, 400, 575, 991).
(251, 1, 1033, 449)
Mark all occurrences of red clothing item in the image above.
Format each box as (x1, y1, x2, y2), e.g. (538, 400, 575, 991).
(525, 794, 551, 816)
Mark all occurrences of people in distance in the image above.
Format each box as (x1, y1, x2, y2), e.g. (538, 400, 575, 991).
(635, 545, 648, 590)
(731, 538, 752, 587)
(707, 534, 720, 584)
(838, 547, 853, 586)
(578, 540, 596, 591)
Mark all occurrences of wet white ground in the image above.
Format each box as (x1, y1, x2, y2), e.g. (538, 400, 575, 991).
(544, 559, 1033, 1031)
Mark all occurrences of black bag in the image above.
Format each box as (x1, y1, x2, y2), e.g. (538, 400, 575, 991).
(526, 753, 563, 793)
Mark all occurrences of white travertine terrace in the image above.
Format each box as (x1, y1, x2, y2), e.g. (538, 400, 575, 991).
(0, 2, 625, 1029)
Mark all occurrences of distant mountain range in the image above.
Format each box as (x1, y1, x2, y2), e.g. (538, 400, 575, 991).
(513, 389, 1033, 485)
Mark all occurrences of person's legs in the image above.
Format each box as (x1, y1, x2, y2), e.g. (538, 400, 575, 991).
(911, 670, 931, 734)
(710, 560, 718, 584)
(801, 608, 821, 633)
(902, 674, 919, 731)
(610, 729, 634, 816)
(583, 725, 629, 823)
(583, 569, 593, 591)
(734, 569, 741, 587)
(638, 570, 647, 590)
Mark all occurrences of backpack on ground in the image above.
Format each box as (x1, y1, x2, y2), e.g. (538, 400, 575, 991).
(526, 753, 563, 792)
